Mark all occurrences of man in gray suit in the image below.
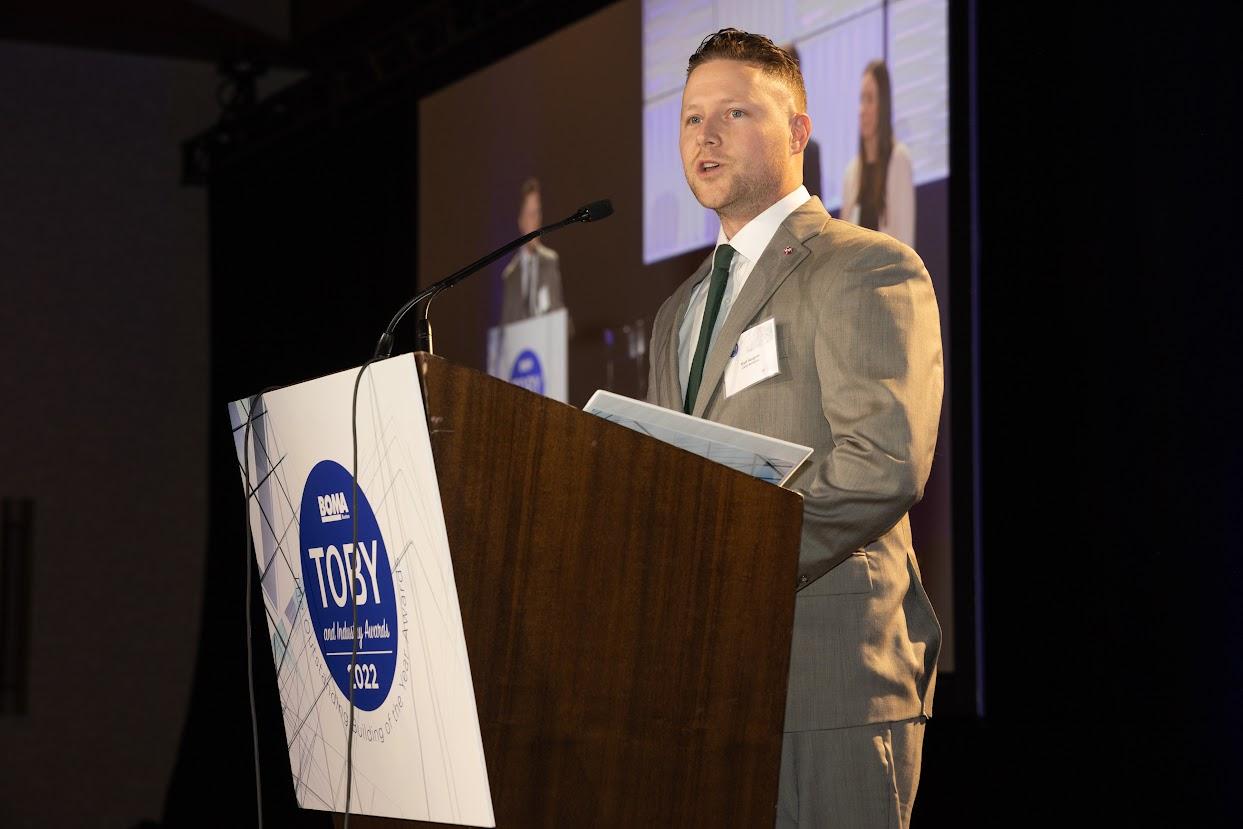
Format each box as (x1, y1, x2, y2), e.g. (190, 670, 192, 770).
(500, 177, 566, 324)
(647, 30, 943, 828)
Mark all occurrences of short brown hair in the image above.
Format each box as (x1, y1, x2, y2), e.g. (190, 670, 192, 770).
(687, 28, 807, 111)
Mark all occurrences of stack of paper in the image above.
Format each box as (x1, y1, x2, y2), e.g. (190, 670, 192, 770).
(583, 391, 813, 487)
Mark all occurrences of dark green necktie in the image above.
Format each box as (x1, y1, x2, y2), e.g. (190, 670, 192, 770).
(684, 244, 735, 413)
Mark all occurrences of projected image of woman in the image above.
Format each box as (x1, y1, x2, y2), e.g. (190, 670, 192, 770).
(840, 60, 915, 248)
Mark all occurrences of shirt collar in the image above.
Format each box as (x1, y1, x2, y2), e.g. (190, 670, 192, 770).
(714, 185, 811, 264)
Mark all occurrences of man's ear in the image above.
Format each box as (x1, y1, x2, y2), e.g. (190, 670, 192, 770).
(790, 112, 813, 154)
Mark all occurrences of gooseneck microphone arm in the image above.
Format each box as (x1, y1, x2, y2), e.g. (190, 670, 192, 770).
(373, 199, 614, 359)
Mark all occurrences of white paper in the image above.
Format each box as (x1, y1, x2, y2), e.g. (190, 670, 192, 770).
(583, 390, 813, 487)
(724, 317, 780, 398)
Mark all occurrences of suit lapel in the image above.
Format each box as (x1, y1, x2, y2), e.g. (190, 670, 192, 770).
(662, 257, 711, 410)
(691, 200, 830, 417)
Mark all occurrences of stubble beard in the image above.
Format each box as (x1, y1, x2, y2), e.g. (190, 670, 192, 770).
(687, 157, 786, 231)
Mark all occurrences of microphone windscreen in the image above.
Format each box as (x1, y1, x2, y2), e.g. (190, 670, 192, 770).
(580, 199, 614, 222)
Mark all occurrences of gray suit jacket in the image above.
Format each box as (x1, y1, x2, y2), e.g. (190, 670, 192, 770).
(500, 244, 565, 325)
(647, 198, 943, 731)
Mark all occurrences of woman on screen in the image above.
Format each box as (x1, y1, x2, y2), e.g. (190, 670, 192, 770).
(840, 59, 915, 248)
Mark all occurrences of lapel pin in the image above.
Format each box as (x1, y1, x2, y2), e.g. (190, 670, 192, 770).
(783, 246, 793, 255)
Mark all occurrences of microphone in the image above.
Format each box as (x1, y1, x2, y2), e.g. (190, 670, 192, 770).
(374, 199, 614, 359)
(573, 199, 614, 223)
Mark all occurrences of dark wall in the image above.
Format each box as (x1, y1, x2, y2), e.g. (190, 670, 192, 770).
(164, 96, 418, 828)
(0, 40, 213, 829)
(939, 3, 1243, 824)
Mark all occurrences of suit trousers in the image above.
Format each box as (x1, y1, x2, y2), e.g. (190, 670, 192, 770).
(776, 717, 926, 829)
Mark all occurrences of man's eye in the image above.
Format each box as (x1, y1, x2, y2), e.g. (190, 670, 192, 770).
(685, 115, 701, 125)
(729, 109, 744, 118)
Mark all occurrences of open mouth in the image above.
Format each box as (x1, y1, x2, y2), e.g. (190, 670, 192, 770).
(699, 161, 721, 173)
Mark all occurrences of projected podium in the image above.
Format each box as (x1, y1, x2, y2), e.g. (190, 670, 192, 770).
(238, 352, 803, 828)
(486, 308, 569, 403)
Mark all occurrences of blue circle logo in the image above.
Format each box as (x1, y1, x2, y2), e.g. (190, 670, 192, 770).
(509, 349, 544, 394)
(299, 460, 398, 711)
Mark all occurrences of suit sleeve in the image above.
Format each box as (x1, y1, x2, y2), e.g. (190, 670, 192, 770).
(646, 338, 660, 405)
(797, 237, 943, 581)
(545, 252, 565, 311)
(646, 295, 676, 405)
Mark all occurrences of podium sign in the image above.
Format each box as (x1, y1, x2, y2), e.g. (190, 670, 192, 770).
(485, 308, 568, 402)
(227, 355, 494, 826)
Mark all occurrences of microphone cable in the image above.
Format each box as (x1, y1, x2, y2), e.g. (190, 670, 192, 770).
(344, 356, 383, 828)
(239, 359, 378, 829)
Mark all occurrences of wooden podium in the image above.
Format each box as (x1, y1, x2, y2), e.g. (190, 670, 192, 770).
(338, 354, 803, 828)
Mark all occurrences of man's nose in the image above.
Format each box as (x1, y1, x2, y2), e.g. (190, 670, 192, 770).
(697, 128, 719, 146)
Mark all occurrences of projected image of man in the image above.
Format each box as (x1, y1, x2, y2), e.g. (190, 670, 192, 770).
(500, 177, 566, 323)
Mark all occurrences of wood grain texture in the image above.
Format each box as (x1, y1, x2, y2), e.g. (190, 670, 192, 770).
(337, 354, 802, 828)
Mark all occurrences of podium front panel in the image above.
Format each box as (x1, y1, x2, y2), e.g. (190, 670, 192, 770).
(342, 354, 802, 829)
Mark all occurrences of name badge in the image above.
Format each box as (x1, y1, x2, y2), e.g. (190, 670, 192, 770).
(724, 318, 780, 397)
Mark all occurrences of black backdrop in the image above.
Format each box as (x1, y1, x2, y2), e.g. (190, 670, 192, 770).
(952, 3, 1242, 825)
(164, 3, 1242, 826)
(164, 98, 419, 828)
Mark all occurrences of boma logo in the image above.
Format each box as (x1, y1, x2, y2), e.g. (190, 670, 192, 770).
(509, 349, 544, 394)
(318, 491, 350, 523)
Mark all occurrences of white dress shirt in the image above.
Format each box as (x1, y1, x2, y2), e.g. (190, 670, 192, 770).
(839, 142, 915, 248)
(678, 185, 811, 396)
